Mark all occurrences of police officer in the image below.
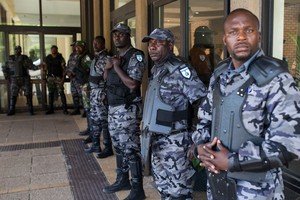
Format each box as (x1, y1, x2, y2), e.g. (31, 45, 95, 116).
(2, 45, 36, 115)
(44, 45, 69, 115)
(84, 36, 113, 158)
(141, 28, 207, 200)
(74, 41, 92, 136)
(193, 8, 300, 200)
(65, 42, 81, 116)
(102, 23, 146, 200)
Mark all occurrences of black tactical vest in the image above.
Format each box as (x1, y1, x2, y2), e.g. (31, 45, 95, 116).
(106, 47, 143, 106)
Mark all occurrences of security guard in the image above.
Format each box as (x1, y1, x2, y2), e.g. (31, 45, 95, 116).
(102, 23, 146, 200)
(141, 28, 207, 200)
(2, 45, 36, 115)
(84, 35, 113, 158)
(44, 45, 69, 115)
(193, 8, 300, 200)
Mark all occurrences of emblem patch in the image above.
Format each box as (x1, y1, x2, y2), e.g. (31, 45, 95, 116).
(136, 54, 143, 62)
(199, 54, 206, 61)
(180, 67, 191, 79)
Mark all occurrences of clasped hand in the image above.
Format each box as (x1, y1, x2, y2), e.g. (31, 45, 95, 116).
(196, 137, 230, 173)
(105, 55, 121, 70)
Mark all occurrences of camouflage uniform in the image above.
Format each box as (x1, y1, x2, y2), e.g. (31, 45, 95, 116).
(147, 56, 206, 199)
(2, 46, 36, 115)
(65, 50, 80, 112)
(192, 50, 300, 200)
(107, 46, 145, 170)
(44, 46, 68, 114)
(74, 42, 92, 133)
(141, 28, 207, 200)
(84, 49, 112, 154)
(103, 23, 146, 200)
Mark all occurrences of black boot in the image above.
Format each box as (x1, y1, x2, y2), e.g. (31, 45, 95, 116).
(45, 93, 54, 114)
(26, 95, 34, 115)
(97, 129, 113, 158)
(103, 152, 131, 193)
(70, 96, 81, 115)
(79, 129, 90, 136)
(60, 92, 69, 115)
(84, 133, 101, 153)
(7, 96, 17, 116)
(124, 159, 146, 200)
(82, 110, 87, 118)
(83, 135, 92, 144)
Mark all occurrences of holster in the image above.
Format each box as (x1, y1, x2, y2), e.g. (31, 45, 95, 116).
(207, 171, 237, 200)
(141, 129, 153, 176)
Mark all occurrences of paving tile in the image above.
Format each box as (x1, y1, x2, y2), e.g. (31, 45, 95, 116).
(32, 154, 66, 175)
(31, 172, 69, 189)
(0, 191, 30, 200)
(30, 186, 74, 200)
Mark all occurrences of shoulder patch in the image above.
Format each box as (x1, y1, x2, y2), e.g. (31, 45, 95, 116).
(179, 66, 191, 79)
(136, 54, 143, 62)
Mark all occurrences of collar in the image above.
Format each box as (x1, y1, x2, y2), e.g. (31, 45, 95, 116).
(227, 49, 262, 79)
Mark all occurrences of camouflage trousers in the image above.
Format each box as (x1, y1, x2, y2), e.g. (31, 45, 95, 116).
(47, 76, 64, 93)
(89, 87, 108, 136)
(10, 76, 32, 96)
(81, 83, 90, 111)
(70, 78, 82, 98)
(151, 131, 195, 199)
(108, 103, 142, 172)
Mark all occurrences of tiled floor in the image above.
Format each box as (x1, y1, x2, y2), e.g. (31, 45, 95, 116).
(0, 111, 207, 200)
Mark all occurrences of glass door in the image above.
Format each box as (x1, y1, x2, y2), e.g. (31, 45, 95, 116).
(7, 33, 44, 111)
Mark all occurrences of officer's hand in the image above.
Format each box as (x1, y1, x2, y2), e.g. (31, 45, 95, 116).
(111, 55, 121, 68)
(197, 137, 219, 173)
(105, 58, 113, 70)
(213, 140, 229, 171)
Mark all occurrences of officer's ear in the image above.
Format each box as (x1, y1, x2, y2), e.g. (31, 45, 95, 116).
(168, 41, 174, 51)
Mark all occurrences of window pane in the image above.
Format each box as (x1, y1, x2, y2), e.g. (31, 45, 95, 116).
(161, 0, 181, 56)
(189, 0, 224, 86)
(0, 0, 40, 26)
(42, 0, 80, 27)
(283, 1, 300, 84)
(114, 0, 132, 9)
(44, 34, 74, 105)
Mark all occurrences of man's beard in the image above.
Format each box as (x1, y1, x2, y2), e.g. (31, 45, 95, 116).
(232, 50, 252, 62)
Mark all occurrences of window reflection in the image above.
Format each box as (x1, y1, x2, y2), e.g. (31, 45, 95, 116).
(0, 0, 80, 27)
(160, 1, 180, 55)
(114, 0, 132, 9)
(283, 1, 300, 84)
(189, 0, 224, 86)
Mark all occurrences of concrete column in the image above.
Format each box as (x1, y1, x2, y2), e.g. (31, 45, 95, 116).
(103, 0, 111, 51)
(135, 0, 148, 98)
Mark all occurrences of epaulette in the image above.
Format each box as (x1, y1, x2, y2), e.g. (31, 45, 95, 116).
(249, 55, 289, 87)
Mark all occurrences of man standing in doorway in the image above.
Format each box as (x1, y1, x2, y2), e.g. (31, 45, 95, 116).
(2, 45, 36, 115)
(44, 45, 69, 115)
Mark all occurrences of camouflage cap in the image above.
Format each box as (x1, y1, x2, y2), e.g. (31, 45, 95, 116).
(75, 41, 86, 47)
(142, 28, 175, 43)
(111, 23, 131, 35)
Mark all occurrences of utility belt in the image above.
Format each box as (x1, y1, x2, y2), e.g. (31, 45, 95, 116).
(89, 82, 105, 89)
(89, 75, 104, 86)
(47, 74, 62, 78)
